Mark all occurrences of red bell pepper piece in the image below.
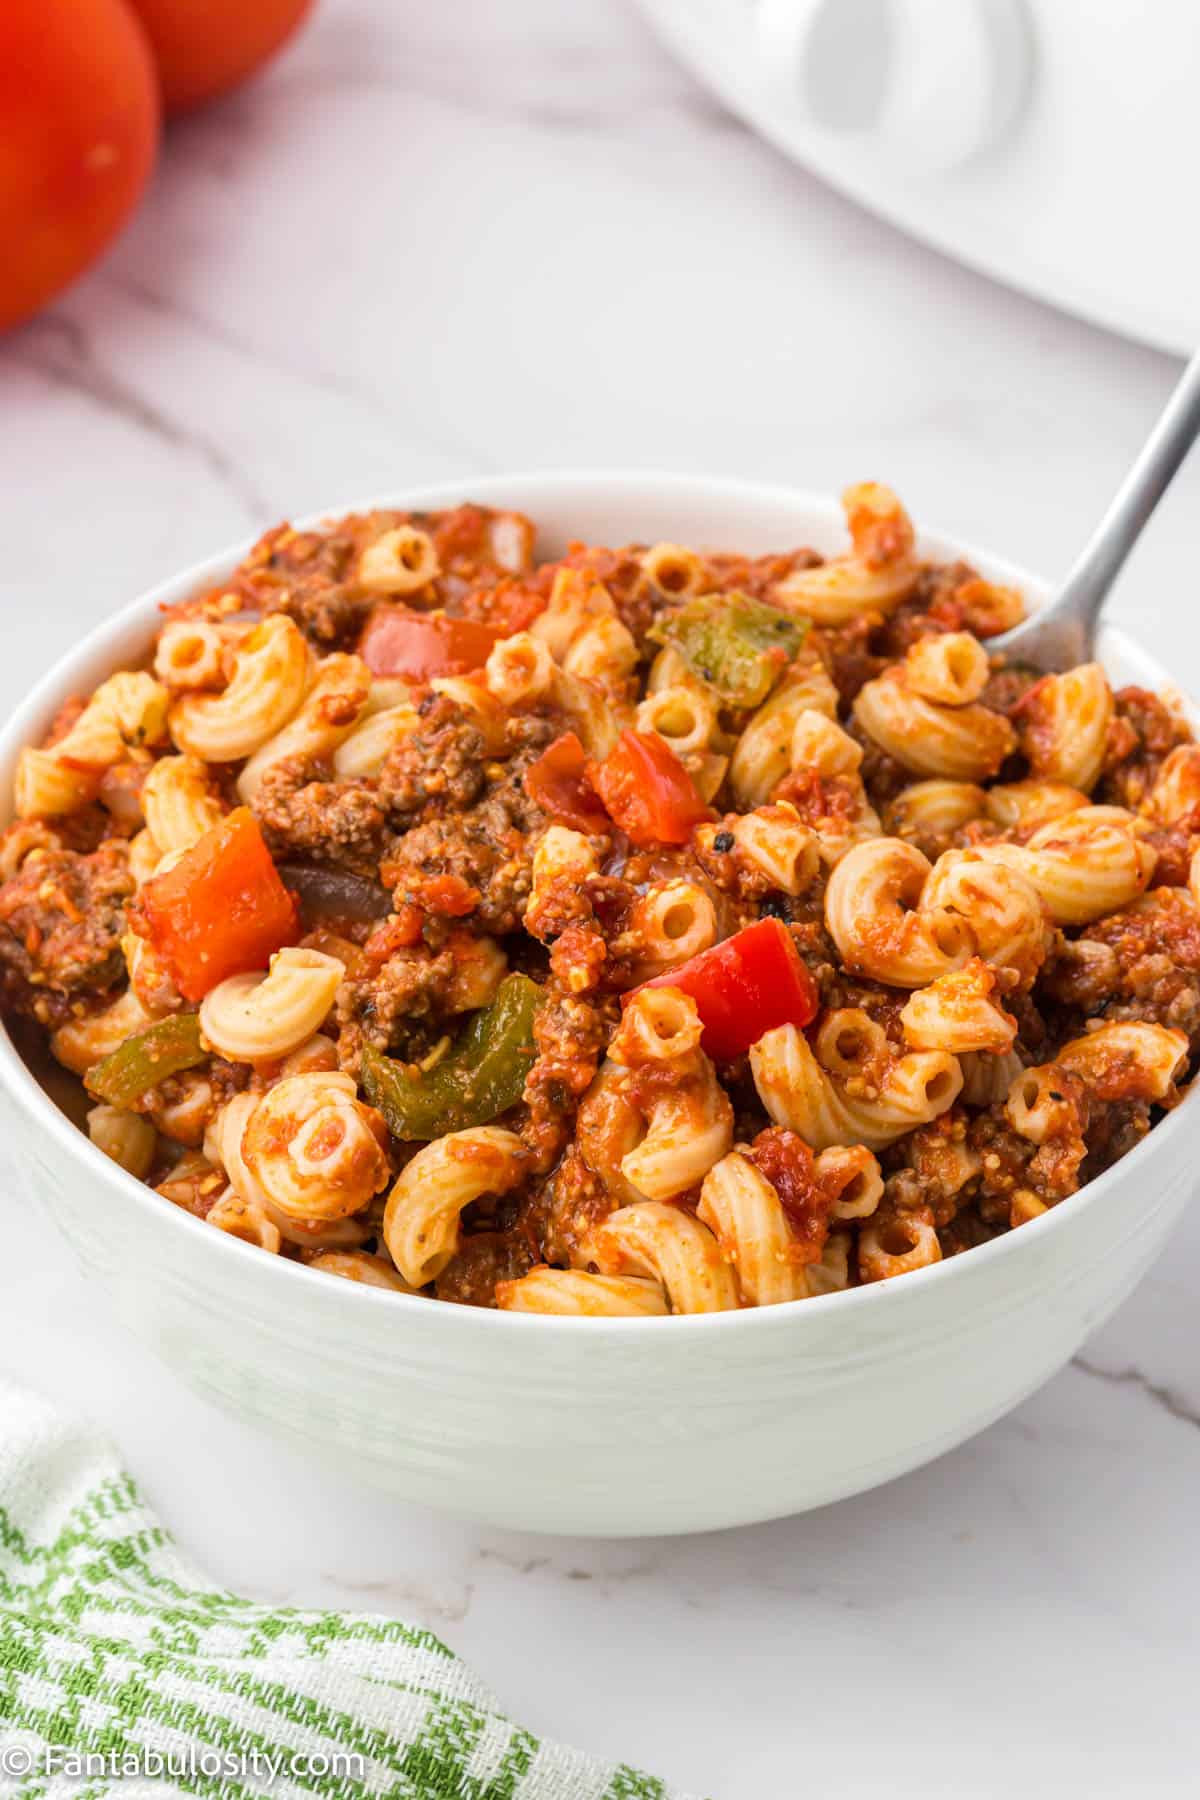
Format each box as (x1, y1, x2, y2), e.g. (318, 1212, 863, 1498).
(359, 607, 502, 681)
(589, 730, 713, 847)
(626, 917, 818, 1061)
(133, 808, 299, 1001)
(523, 731, 609, 834)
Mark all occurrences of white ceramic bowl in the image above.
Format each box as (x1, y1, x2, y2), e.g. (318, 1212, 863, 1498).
(1, 472, 1194, 1537)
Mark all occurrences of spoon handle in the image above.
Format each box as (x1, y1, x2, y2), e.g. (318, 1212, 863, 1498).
(1054, 345, 1200, 634)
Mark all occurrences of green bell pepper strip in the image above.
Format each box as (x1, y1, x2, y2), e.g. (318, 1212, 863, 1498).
(361, 972, 542, 1142)
(647, 590, 808, 709)
(85, 1012, 207, 1106)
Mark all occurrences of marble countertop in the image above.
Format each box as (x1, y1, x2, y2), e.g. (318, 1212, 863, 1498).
(2, 1, 1198, 1792)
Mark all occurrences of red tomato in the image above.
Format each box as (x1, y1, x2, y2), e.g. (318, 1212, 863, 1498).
(589, 731, 713, 848)
(124, 0, 315, 114)
(628, 918, 819, 1061)
(411, 874, 480, 919)
(133, 808, 299, 1000)
(359, 608, 503, 682)
(0, 0, 159, 335)
(524, 733, 609, 835)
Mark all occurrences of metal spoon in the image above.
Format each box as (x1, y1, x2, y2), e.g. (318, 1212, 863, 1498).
(988, 347, 1200, 672)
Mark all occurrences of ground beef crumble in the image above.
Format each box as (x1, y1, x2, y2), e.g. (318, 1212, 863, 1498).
(0, 842, 132, 1027)
(1044, 888, 1200, 1054)
(335, 927, 503, 1071)
(1099, 686, 1191, 810)
(534, 1144, 615, 1269)
(252, 755, 387, 875)
(383, 752, 546, 938)
(377, 694, 488, 817)
(223, 505, 536, 649)
(522, 983, 614, 1170)
(434, 1229, 534, 1307)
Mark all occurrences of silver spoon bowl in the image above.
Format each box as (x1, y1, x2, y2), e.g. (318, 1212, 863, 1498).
(988, 347, 1200, 672)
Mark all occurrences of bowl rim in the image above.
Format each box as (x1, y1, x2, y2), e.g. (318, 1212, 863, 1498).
(0, 467, 1193, 1336)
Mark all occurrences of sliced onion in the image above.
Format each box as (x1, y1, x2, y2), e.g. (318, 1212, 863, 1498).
(276, 861, 392, 924)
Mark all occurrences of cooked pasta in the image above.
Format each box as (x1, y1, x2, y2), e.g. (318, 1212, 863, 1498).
(1147, 744, 1200, 825)
(636, 684, 720, 757)
(154, 619, 227, 691)
(357, 524, 440, 595)
(332, 698, 419, 779)
(141, 755, 225, 857)
(973, 807, 1156, 925)
(237, 653, 371, 803)
(726, 803, 820, 896)
(87, 1103, 157, 1178)
(983, 779, 1088, 835)
(206, 1190, 283, 1254)
(854, 663, 1015, 781)
(486, 630, 621, 755)
(920, 849, 1050, 985)
(530, 566, 617, 659)
(773, 483, 918, 623)
(4, 488, 1196, 1318)
(15, 672, 170, 820)
(496, 1267, 669, 1315)
(308, 1250, 419, 1292)
(696, 1151, 808, 1306)
(241, 1073, 390, 1224)
(751, 1023, 962, 1151)
(729, 652, 839, 807)
(641, 542, 709, 599)
(563, 612, 638, 693)
(1054, 1021, 1187, 1103)
(900, 957, 1017, 1054)
(624, 880, 718, 972)
(902, 632, 990, 707)
(587, 1201, 739, 1313)
(824, 837, 973, 987)
(1015, 662, 1113, 792)
(199, 947, 345, 1062)
(169, 615, 309, 761)
(52, 987, 157, 1075)
(382, 1127, 527, 1287)
(127, 828, 165, 888)
(604, 989, 734, 1199)
(858, 1212, 942, 1283)
(883, 779, 988, 848)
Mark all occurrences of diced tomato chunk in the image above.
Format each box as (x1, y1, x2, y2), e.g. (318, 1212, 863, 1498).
(415, 873, 480, 917)
(746, 1127, 833, 1262)
(359, 607, 502, 681)
(626, 917, 818, 1061)
(364, 904, 425, 965)
(133, 808, 299, 1001)
(589, 730, 713, 847)
(524, 732, 609, 834)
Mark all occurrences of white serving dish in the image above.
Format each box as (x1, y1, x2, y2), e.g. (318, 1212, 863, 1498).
(0, 472, 1193, 1537)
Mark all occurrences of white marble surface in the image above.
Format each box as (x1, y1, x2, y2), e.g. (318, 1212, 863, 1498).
(2, 1, 1199, 1793)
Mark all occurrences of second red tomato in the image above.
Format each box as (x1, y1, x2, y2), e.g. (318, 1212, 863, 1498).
(125, 0, 315, 114)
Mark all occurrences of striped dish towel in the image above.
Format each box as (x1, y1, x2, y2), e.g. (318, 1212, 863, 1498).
(0, 1382, 699, 1799)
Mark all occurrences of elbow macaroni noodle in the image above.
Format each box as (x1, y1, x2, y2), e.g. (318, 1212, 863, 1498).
(237, 653, 371, 802)
(772, 483, 918, 623)
(169, 615, 310, 762)
(383, 1127, 527, 1287)
(199, 948, 345, 1063)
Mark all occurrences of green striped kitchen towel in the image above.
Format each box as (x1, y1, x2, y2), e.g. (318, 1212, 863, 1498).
(0, 1381, 700, 1798)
